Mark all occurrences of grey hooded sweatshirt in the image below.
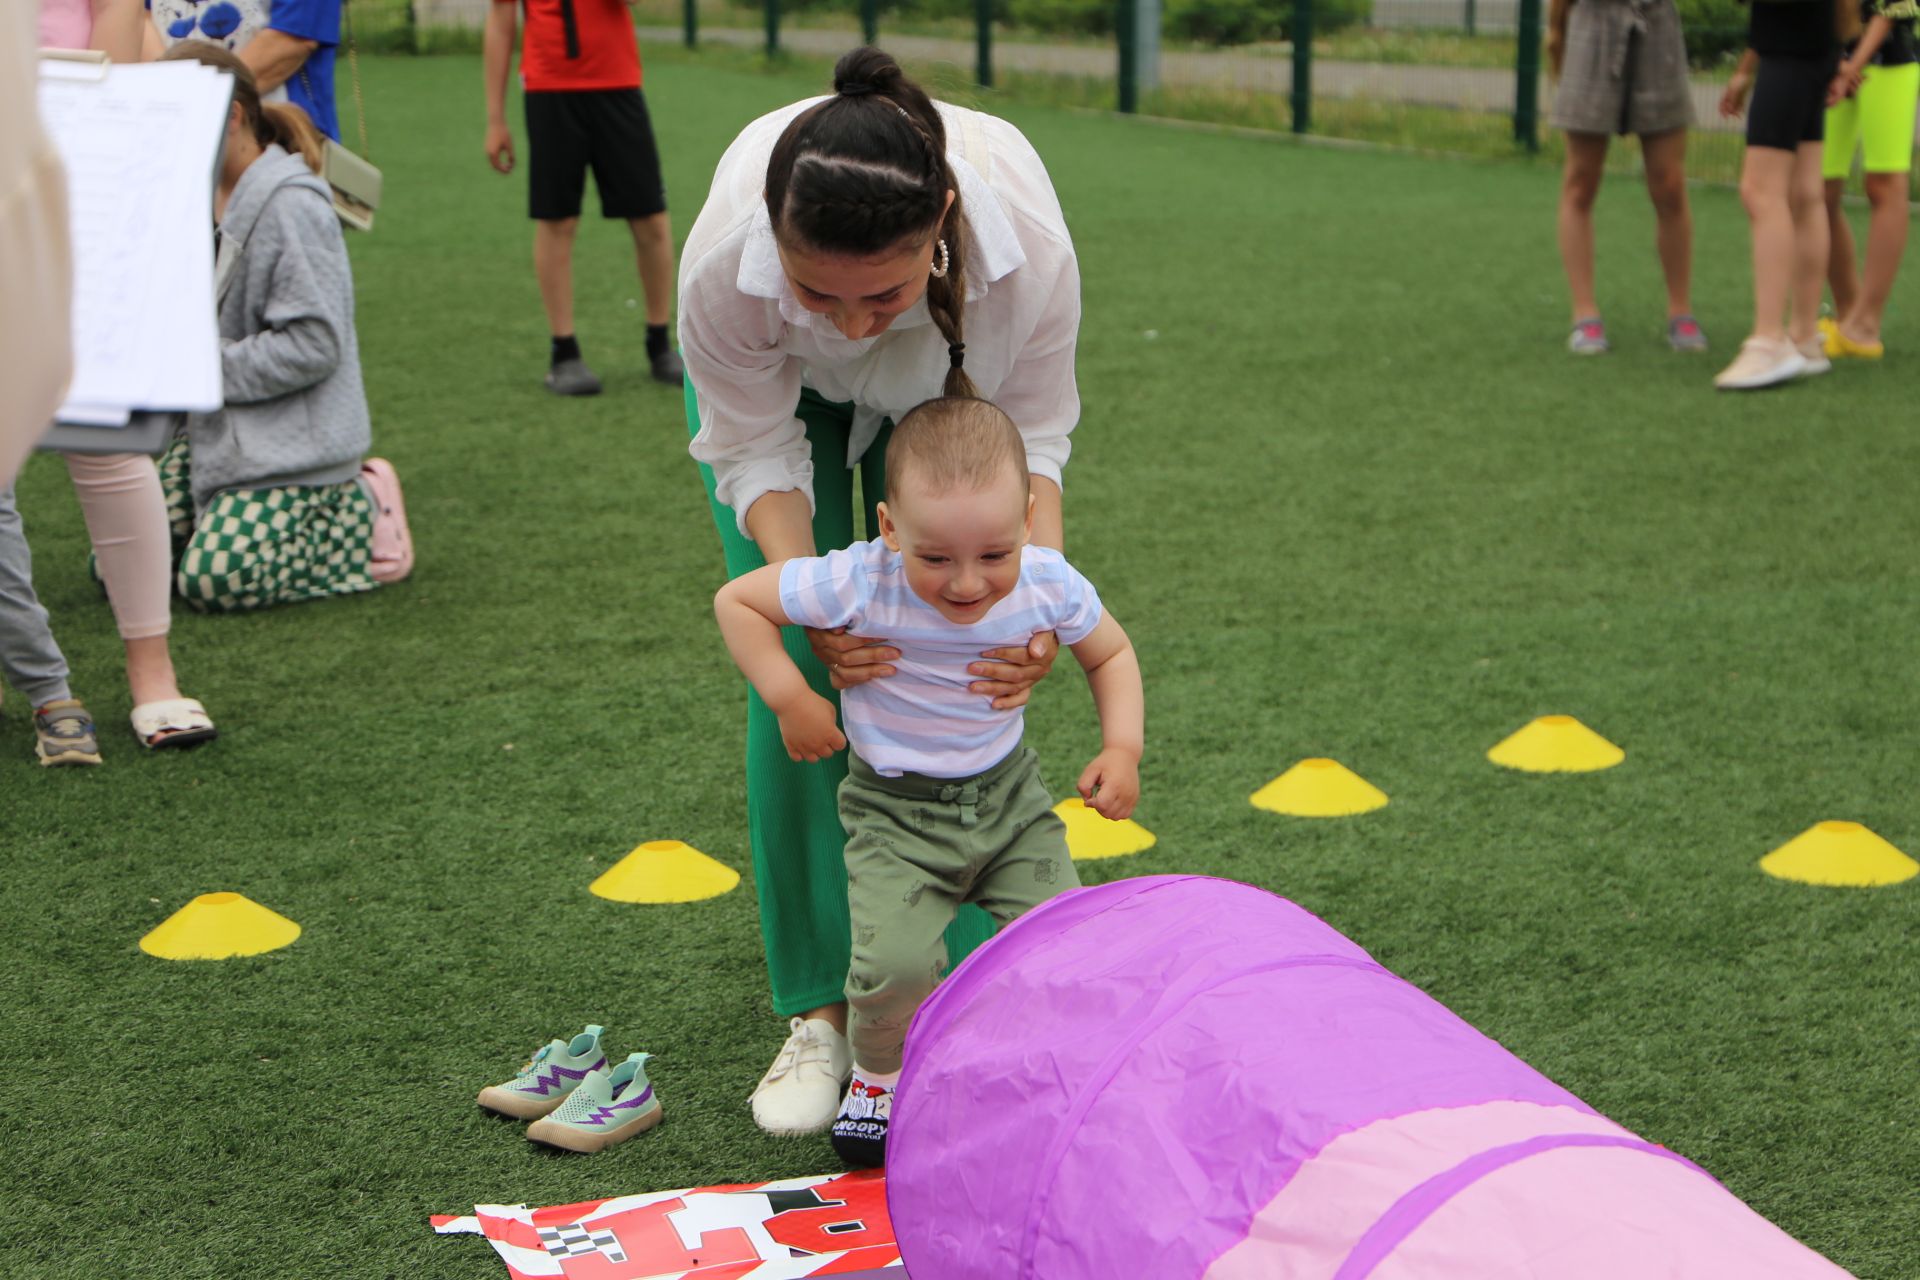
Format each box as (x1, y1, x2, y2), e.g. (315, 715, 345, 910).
(186, 144, 370, 508)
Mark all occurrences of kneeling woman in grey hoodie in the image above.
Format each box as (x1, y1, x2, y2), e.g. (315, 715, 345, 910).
(160, 42, 413, 611)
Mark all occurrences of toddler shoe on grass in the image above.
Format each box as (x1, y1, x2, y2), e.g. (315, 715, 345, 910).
(527, 1052, 662, 1153)
(476, 1025, 608, 1120)
(829, 1069, 895, 1169)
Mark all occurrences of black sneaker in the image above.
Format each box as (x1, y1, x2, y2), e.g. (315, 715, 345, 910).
(648, 346, 685, 387)
(828, 1073, 892, 1168)
(545, 357, 603, 396)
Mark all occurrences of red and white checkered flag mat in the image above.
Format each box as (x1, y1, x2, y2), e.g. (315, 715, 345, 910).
(432, 1169, 904, 1279)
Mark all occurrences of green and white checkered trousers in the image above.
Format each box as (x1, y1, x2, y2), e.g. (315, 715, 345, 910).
(162, 440, 377, 613)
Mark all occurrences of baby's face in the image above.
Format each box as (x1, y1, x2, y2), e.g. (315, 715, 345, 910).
(880, 470, 1034, 625)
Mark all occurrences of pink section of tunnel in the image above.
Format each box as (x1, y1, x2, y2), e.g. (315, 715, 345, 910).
(1203, 1102, 1627, 1280)
(1369, 1144, 1851, 1280)
(1204, 1100, 1851, 1280)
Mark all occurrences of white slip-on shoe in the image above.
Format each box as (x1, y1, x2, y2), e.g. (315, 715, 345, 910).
(750, 1017, 851, 1136)
(1794, 337, 1831, 378)
(1715, 336, 1807, 390)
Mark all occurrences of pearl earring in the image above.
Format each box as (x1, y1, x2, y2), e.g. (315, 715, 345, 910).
(929, 238, 950, 280)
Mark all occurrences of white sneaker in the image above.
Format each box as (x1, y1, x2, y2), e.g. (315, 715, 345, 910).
(749, 1017, 851, 1136)
(1795, 337, 1831, 378)
(1714, 336, 1807, 390)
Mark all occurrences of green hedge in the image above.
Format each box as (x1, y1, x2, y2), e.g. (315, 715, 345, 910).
(1677, 0, 1747, 67)
(1162, 0, 1369, 43)
(728, 0, 1370, 43)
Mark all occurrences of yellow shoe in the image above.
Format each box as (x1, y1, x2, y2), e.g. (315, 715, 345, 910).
(1830, 328, 1886, 360)
(1817, 316, 1839, 350)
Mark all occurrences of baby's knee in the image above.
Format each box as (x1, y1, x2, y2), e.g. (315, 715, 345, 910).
(846, 935, 944, 1007)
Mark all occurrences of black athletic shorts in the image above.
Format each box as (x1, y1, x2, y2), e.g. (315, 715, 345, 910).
(524, 88, 667, 221)
(1747, 54, 1835, 151)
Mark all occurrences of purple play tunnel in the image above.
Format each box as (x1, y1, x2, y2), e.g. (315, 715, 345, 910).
(888, 875, 1852, 1279)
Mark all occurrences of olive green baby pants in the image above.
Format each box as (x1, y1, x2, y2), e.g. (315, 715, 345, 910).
(840, 741, 1081, 1075)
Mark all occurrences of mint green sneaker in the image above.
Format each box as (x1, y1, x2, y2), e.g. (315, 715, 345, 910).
(526, 1052, 663, 1153)
(476, 1025, 607, 1120)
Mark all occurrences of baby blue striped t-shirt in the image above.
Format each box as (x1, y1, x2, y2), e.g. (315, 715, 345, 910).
(779, 538, 1104, 778)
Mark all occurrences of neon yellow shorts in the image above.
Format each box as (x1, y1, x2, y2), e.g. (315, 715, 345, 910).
(1824, 61, 1920, 178)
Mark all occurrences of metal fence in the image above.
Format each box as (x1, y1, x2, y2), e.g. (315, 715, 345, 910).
(362, 0, 1915, 194)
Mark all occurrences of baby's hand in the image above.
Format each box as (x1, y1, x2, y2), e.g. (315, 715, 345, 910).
(777, 692, 847, 764)
(1077, 749, 1140, 821)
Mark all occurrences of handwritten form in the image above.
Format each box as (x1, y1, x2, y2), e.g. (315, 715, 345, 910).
(37, 60, 232, 426)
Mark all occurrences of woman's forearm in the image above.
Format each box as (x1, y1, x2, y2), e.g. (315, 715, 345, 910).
(1850, 14, 1894, 69)
(743, 488, 818, 562)
(1029, 476, 1063, 553)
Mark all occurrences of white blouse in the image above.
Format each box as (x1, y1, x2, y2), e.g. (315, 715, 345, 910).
(679, 96, 1082, 537)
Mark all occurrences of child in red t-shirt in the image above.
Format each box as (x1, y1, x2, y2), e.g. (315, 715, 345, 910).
(482, 0, 682, 394)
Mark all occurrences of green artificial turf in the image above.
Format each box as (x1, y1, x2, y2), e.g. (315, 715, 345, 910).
(4, 51, 1918, 1278)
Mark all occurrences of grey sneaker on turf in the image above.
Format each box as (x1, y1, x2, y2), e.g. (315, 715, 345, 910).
(1568, 317, 1609, 355)
(34, 698, 102, 767)
(649, 346, 685, 386)
(477, 1025, 608, 1120)
(545, 358, 603, 397)
(527, 1052, 663, 1153)
(1667, 315, 1709, 352)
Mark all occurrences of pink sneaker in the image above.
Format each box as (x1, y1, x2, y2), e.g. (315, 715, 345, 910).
(359, 458, 414, 584)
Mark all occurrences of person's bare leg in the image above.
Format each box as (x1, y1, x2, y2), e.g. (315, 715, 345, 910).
(1558, 132, 1610, 322)
(534, 217, 579, 337)
(1740, 147, 1798, 341)
(627, 212, 675, 327)
(1641, 128, 1694, 317)
(1823, 177, 1860, 320)
(1786, 142, 1829, 345)
(1841, 170, 1909, 345)
(124, 635, 181, 707)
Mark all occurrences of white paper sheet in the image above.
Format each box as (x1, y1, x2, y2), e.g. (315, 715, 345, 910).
(38, 59, 231, 425)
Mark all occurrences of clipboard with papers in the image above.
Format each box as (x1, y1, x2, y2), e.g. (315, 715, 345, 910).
(36, 52, 234, 455)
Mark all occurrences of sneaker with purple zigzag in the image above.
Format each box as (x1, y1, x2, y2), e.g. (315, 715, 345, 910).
(527, 1053, 664, 1153)
(477, 1025, 608, 1120)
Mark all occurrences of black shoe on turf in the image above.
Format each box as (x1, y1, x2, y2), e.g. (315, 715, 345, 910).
(648, 346, 685, 387)
(545, 357, 603, 396)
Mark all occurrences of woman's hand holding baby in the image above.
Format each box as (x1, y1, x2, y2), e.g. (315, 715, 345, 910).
(970, 632, 1059, 710)
(807, 627, 899, 691)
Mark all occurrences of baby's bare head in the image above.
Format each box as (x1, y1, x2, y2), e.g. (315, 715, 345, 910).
(884, 397, 1028, 508)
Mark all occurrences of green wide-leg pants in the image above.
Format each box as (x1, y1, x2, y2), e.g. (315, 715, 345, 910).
(686, 380, 995, 1016)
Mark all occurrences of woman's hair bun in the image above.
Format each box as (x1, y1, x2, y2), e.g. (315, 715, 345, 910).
(833, 46, 906, 98)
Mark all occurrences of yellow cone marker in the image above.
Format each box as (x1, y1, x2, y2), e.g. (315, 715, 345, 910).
(591, 840, 740, 904)
(1053, 798, 1156, 861)
(1487, 715, 1624, 773)
(1760, 821, 1918, 888)
(1251, 758, 1388, 817)
(139, 892, 301, 960)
